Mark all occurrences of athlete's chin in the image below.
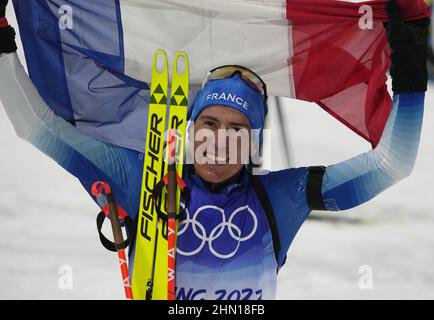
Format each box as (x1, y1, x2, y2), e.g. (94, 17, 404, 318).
(194, 163, 241, 184)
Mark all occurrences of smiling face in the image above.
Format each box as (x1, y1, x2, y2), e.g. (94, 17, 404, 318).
(192, 105, 253, 184)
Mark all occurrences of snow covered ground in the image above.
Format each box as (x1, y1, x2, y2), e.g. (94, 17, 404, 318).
(1, 8, 434, 300)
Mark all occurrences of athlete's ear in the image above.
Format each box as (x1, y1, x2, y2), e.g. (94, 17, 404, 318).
(249, 129, 258, 157)
(185, 121, 194, 165)
(251, 138, 257, 156)
(187, 121, 194, 142)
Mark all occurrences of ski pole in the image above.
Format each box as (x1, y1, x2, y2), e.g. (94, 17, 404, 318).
(166, 130, 178, 300)
(91, 181, 134, 300)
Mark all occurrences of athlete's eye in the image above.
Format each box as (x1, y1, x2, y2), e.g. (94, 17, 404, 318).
(203, 120, 217, 129)
(229, 126, 249, 133)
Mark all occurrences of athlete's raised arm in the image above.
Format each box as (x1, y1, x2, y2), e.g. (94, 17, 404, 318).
(0, 6, 140, 212)
(318, 2, 429, 211)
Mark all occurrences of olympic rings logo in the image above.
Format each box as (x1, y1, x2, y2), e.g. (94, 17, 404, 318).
(177, 204, 258, 259)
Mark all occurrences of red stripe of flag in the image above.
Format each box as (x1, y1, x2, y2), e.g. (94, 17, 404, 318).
(286, 0, 429, 147)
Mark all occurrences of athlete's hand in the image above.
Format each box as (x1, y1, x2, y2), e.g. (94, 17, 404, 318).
(385, 0, 430, 93)
(0, 0, 8, 18)
(0, 0, 17, 55)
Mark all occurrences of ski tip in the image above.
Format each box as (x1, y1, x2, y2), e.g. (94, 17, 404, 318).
(174, 52, 189, 77)
(153, 49, 169, 75)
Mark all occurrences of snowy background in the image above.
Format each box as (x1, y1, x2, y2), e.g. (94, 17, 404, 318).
(1, 7, 434, 300)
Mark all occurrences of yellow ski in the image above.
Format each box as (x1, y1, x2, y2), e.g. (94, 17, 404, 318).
(157, 52, 189, 300)
(132, 50, 169, 300)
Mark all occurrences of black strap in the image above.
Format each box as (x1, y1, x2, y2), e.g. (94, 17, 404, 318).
(150, 175, 191, 222)
(96, 211, 136, 252)
(307, 166, 327, 211)
(150, 179, 169, 221)
(248, 172, 281, 265)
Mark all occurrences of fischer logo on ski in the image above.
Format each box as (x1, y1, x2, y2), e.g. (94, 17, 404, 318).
(140, 113, 164, 241)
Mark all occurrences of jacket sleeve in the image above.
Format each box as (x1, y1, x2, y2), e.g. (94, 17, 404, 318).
(320, 92, 424, 211)
(0, 52, 142, 213)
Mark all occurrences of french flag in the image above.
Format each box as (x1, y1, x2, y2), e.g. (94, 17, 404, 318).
(12, 0, 429, 152)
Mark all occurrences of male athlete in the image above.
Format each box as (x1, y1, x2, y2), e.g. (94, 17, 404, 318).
(0, 0, 429, 299)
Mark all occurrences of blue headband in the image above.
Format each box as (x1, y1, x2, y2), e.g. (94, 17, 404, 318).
(189, 73, 268, 142)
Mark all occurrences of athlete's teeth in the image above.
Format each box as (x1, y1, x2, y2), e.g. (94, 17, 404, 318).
(206, 153, 227, 163)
